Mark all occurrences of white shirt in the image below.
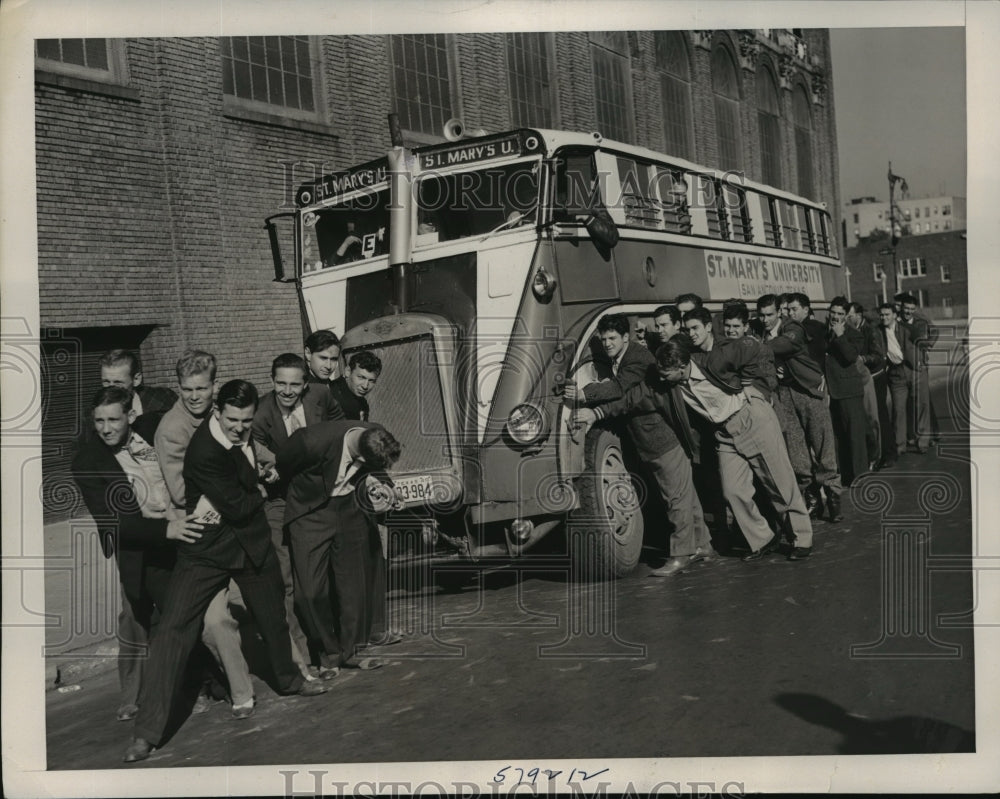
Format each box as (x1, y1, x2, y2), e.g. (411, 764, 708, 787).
(678, 361, 746, 424)
(208, 414, 255, 469)
(884, 323, 904, 366)
(281, 402, 307, 437)
(114, 430, 169, 518)
(330, 427, 366, 497)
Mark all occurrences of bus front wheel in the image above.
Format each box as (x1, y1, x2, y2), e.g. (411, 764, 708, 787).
(569, 427, 644, 579)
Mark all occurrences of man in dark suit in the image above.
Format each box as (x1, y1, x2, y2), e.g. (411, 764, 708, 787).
(79, 350, 178, 721)
(124, 380, 326, 763)
(278, 420, 402, 676)
(563, 313, 654, 409)
(72, 387, 203, 722)
(897, 293, 938, 452)
(253, 353, 344, 671)
(329, 350, 382, 421)
(572, 332, 714, 577)
(848, 302, 888, 470)
(825, 297, 869, 486)
(878, 302, 917, 462)
(759, 293, 843, 522)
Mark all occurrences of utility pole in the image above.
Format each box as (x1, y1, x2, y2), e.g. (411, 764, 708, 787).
(887, 162, 908, 297)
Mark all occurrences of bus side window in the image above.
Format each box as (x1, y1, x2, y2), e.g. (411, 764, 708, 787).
(554, 153, 598, 221)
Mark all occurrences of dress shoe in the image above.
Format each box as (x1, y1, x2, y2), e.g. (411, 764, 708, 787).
(742, 535, 779, 562)
(296, 680, 329, 696)
(368, 629, 404, 647)
(690, 545, 716, 563)
(191, 693, 213, 714)
(123, 737, 154, 763)
(788, 546, 812, 561)
(650, 557, 690, 577)
(116, 703, 138, 722)
(879, 456, 897, 470)
(231, 702, 255, 720)
(317, 666, 340, 681)
(827, 494, 843, 523)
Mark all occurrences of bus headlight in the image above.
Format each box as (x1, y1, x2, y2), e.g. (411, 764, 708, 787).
(531, 268, 557, 301)
(506, 403, 549, 445)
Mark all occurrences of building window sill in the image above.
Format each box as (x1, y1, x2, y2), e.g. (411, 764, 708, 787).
(35, 69, 140, 102)
(222, 97, 338, 138)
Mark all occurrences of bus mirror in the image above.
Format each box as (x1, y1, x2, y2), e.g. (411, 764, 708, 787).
(265, 213, 298, 283)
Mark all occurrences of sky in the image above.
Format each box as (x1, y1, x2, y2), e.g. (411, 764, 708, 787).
(830, 26, 966, 205)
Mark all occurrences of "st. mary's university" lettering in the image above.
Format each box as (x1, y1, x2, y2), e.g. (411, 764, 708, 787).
(706, 253, 822, 285)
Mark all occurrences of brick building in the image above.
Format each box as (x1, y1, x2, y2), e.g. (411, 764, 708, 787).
(843, 229, 968, 321)
(35, 30, 840, 516)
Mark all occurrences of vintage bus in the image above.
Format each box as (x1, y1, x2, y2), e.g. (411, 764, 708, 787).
(266, 124, 844, 579)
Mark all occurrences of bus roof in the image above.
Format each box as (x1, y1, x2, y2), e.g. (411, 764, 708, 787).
(296, 127, 832, 213)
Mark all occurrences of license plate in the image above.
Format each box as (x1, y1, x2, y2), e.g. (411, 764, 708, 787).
(393, 474, 433, 503)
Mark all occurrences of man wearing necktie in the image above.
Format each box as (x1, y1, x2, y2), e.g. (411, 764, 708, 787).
(878, 302, 917, 461)
(124, 380, 327, 762)
(278, 420, 402, 675)
(253, 353, 345, 676)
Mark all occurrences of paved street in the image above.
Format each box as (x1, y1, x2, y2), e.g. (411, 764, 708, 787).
(45, 383, 976, 769)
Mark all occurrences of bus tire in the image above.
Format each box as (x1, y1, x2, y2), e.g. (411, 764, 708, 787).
(569, 427, 644, 580)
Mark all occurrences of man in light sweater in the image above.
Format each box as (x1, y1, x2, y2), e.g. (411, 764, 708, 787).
(154, 349, 255, 718)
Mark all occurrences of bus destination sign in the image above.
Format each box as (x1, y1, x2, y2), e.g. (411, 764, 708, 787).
(704, 250, 825, 299)
(418, 132, 539, 171)
(297, 159, 388, 207)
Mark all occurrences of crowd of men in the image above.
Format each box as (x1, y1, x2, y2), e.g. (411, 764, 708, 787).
(69, 291, 938, 762)
(71, 332, 402, 763)
(571, 290, 938, 577)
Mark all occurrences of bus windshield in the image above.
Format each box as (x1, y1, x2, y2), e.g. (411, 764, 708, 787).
(302, 189, 390, 273)
(416, 160, 540, 244)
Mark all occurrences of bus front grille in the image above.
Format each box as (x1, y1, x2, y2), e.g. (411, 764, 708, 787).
(356, 334, 452, 474)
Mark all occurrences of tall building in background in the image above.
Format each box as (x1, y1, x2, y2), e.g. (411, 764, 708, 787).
(843, 194, 967, 248)
(34, 30, 839, 516)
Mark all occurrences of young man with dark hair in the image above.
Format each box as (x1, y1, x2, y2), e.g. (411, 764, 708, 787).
(304, 329, 342, 386)
(571, 333, 713, 577)
(152, 349, 254, 717)
(722, 304, 750, 339)
(330, 350, 382, 421)
(652, 304, 682, 340)
(124, 380, 328, 763)
(683, 307, 715, 352)
(278, 420, 403, 675)
(878, 302, 917, 462)
(563, 313, 652, 409)
(758, 294, 844, 522)
(896, 293, 938, 452)
(651, 337, 813, 561)
(674, 293, 703, 315)
(825, 297, 870, 485)
(72, 387, 205, 723)
(847, 302, 888, 470)
(252, 353, 345, 675)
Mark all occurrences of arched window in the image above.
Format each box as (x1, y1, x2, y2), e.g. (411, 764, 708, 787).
(654, 32, 693, 159)
(757, 64, 782, 188)
(793, 84, 814, 199)
(711, 45, 742, 171)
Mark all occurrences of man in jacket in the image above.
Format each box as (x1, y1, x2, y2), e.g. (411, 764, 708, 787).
(878, 302, 918, 461)
(758, 294, 844, 522)
(847, 302, 888, 469)
(648, 336, 813, 561)
(279, 420, 402, 676)
(571, 333, 713, 578)
(825, 297, 869, 486)
(124, 380, 327, 762)
(253, 353, 344, 674)
(897, 293, 938, 452)
(72, 388, 205, 722)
